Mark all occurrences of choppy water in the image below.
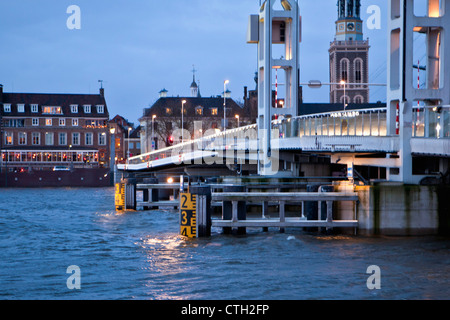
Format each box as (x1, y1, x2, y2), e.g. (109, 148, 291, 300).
(0, 188, 449, 300)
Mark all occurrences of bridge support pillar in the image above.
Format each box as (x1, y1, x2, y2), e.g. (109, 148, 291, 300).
(222, 185, 247, 235)
(142, 178, 159, 210)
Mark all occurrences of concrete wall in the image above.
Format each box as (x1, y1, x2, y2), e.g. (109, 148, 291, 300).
(335, 182, 450, 235)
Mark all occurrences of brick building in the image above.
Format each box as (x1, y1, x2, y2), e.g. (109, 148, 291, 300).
(0, 85, 110, 173)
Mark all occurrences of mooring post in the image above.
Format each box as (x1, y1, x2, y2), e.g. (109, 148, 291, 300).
(222, 185, 246, 235)
(124, 177, 137, 211)
(279, 200, 286, 233)
(262, 201, 269, 232)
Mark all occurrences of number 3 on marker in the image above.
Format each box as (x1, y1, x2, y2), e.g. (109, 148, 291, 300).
(181, 211, 188, 225)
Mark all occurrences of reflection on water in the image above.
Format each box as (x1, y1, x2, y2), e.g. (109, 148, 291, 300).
(0, 188, 449, 300)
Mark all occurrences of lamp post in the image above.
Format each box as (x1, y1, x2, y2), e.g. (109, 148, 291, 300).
(223, 80, 229, 131)
(127, 127, 132, 163)
(340, 80, 347, 110)
(181, 100, 186, 143)
(235, 114, 240, 128)
(109, 127, 116, 185)
(152, 115, 156, 151)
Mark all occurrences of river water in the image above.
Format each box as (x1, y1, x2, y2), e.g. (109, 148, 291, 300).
(0, 188, 449, 300)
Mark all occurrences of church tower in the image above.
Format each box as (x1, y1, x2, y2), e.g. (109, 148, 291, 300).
(190, 65, 200, 98)
(329, 0, 370, 105)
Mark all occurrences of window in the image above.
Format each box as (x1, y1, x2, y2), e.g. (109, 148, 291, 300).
(45, 133, 54, 146)
(99, 133, 106, 146)
(32, 133, 40, 145)
(340, 58, 349, 82)
(72, 133, 80, 146)
(129, 142, 134, 149)
(354, 58, 363, 83)
(59, 133, 67, 145)
(5, 132, 13, 145)
(4, 119, 25, 127)
(84, 105, 91, 113)
(196, 106, 203, 115)
(211, 108, 218, 116)
(85, 133, 93, 145)
(59, 118, 66, 126)
(96, 105, 104, 114)
(72, 118, 79, 127)
(45, 119, 52, 126)
(3, 104, 11, 112)
(354, 95, 364, 104)
(166, 108, 172, 115)
(43, 106, 63, 114)
(18, 132, 27, 145)
(32, 118, 39, 126)
(31, 104, 39, 113)
(71, 105, 78, 113)
(17, 104, 25, 113)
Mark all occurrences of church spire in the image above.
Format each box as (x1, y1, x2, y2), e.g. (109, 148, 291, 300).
(190, 65, 199, 97)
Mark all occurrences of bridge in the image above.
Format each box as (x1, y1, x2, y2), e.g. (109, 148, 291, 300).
(118, 105, 450, 185)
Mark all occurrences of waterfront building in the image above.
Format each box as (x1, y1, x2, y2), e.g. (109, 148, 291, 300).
(108, 115, 137, 164)
(0, 85, 111, 187)
(139, 77, 249, 154)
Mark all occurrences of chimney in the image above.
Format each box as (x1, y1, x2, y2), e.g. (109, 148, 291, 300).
(99, 87, 104, 97)
(0, 84, 3, 103)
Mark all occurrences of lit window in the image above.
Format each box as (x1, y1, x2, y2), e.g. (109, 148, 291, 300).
(17, 104, 25, 113)
(43, 106, 63, 114)
(166, 108, 172, 115)
(31, 104, 39, 113)
(32, 118, 39, 126)
(196, 106, 203, 115)
(3, 104, 11, 112)
(59, 118, 66, 126)
(32, 133, 40, 145)
(72, 119, 79, 127)
(18, 132, 27, 145)
(211, 108, 218, 116)
(96, 105, 104, 114)
(5, 132, 13, 145)
(45, 119, 52, 126)
(71, 105, 78, 113)
(84, 105, 91, 113)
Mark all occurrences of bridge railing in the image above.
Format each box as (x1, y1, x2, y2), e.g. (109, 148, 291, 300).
(273, 108, 388, 139)
(127, 124, 258, 165)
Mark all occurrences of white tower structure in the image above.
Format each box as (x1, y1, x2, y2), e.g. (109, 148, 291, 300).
(247, 0, 301, 175)
(387, 0, 450, 184)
